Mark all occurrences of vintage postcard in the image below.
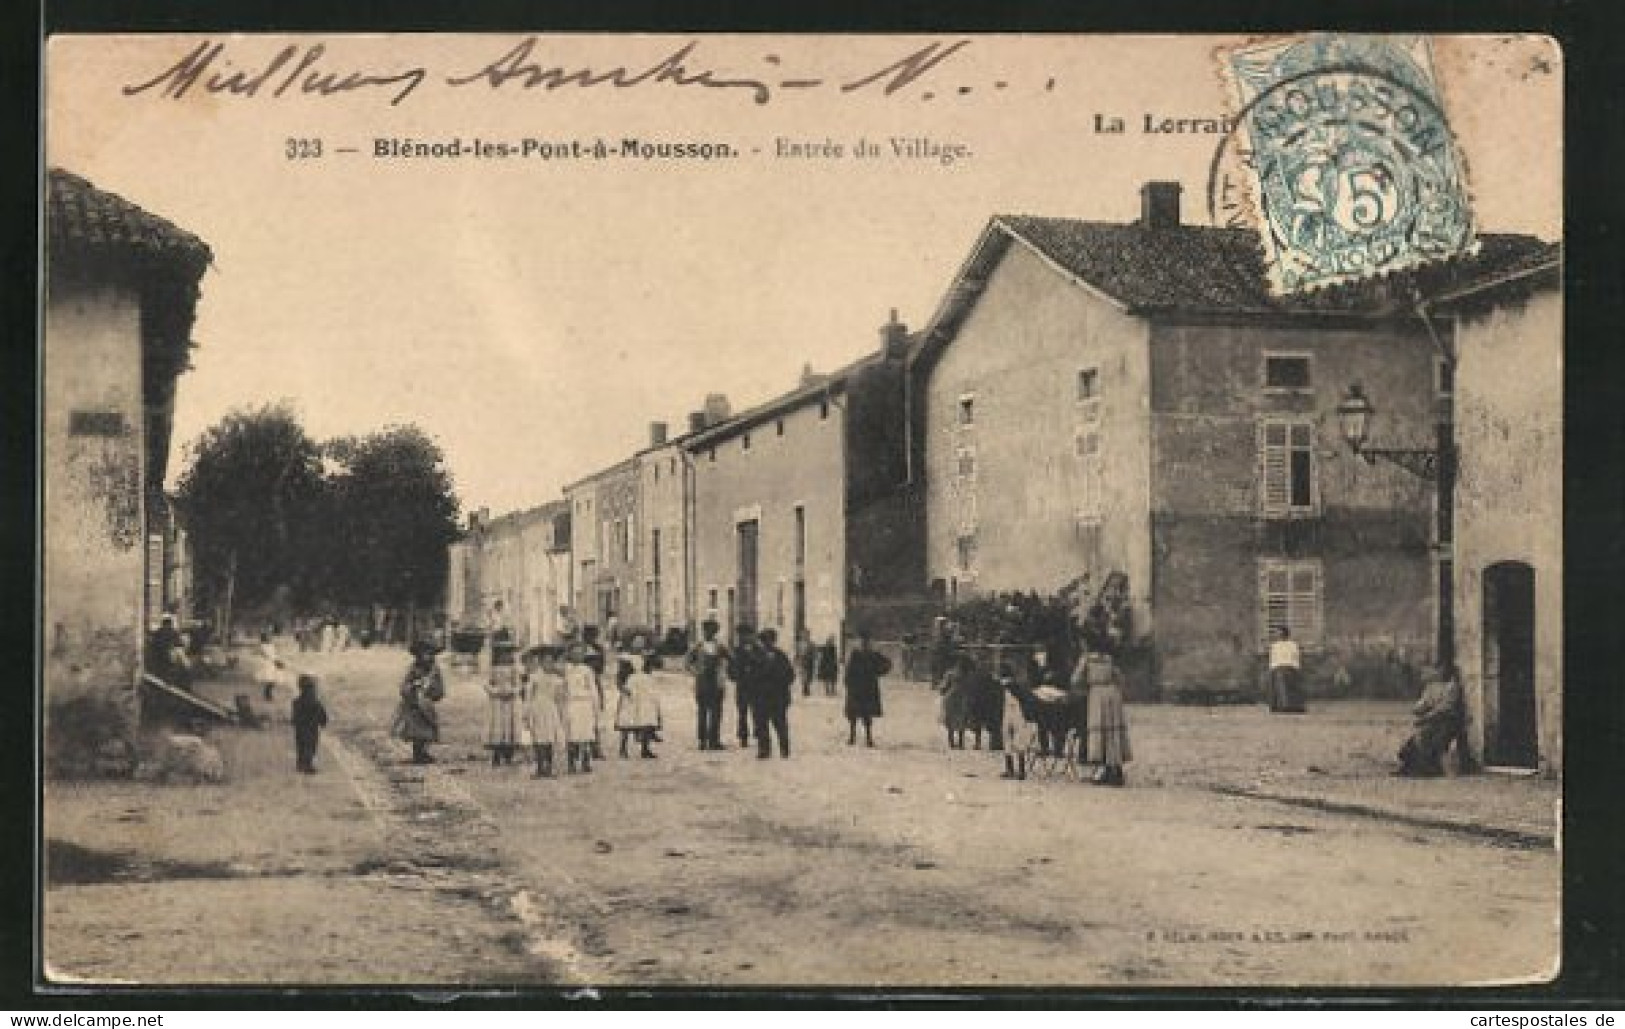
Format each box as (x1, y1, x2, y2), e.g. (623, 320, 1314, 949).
(41, 33, 1561, 988)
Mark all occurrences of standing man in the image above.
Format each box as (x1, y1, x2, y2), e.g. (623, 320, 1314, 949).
(754, 628, 797, 759)
(731, 625, 763, 750)
(1265, 625, 1306, 713)
(686, 619, 730, 751)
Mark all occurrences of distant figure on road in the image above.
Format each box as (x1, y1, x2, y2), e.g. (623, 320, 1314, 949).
(393, 641, 445, 765)
(1074, 643, 1131, 786)
(291, 673, 328, 775)
(581, 625, 608, 760)
(1396, 665, 1466, 777)
(1265, 625, 1307, 713)
(147, 614, 192, 690)
(843, 629, 891, 747)
(522, 646, 568, 778)
(254, 630, 287, 702)
(686, 620, 731, 751)
(795, 629, 815, 698)
(562, 642, 602, 774)
(731, 625, 764, 749)
(754, 628, 796, 759)
(816, 636, 840, 697)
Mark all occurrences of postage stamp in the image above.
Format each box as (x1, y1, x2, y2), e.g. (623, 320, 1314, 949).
(1217, 34, 1476, 294)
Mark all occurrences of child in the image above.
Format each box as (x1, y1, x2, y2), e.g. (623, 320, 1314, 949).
(291, 674, 328, 774)
(523, 647, 568, 778)
(562, 643, 601, 774)
(615, 649, 662, 759)
(484, 641, 522, 767)
(256, 630, 286, 702)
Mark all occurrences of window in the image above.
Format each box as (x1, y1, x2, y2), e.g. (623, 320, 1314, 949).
(1076, 368, 1101, 423)
(1263, 354, 1312, 391)
(1437, 357, 1455, 398)
(793, 505, 807, 570)
(1077, 430, 1102, 523)
(956, 533, 978, 573)
(652, 529, 662, 575)
(708, 448, 716, 463)
(776, 419, 785, 436)
(957, 393, 976, 427)
(625, 513, 636, 562)
(653, 463, 660, 483)
(1259, 559, 1323, 648)
(70, 410, 127, 436)
(708, 587, 719, 613)
(742, 433, 751, 451)
(819, 400, 829, 420)
(776, 582, 786, 626)
(956, 446, 976, 479)
(1259, 419, 1317, 516)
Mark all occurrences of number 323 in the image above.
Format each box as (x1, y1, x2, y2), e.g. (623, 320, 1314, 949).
(286, 138, 323, 159)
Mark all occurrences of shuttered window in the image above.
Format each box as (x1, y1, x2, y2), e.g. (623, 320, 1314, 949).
(1076, 429, 1102, 524)
(1258, 559, 1323, 648)
(1259, 419, 1317, 517)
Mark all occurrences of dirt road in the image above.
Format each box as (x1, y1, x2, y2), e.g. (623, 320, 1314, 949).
(308, 646, 1559, 988)
(44, 644, 1558, 987)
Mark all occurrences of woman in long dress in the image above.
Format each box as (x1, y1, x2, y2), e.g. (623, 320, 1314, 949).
(1073, 644, 1132, 786)
(523, 647, 568, 778)
(562, 643, 602, 774)
(392, 641, 445, 764)
(842, 630, 891, 747)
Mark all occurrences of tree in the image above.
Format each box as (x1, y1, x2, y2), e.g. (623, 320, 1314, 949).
(325, 425, 461, 617)
(174, 403, 325, 635)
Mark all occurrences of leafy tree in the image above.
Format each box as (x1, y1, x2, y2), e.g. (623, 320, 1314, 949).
(173, 403, 325, 633)
(324, 425, 461, 613)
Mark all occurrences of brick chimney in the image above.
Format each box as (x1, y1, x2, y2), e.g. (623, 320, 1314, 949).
(879, 308, 909, 360)
(687, 411, 707, 434)
(1140, 181, 1182, 229)
(703, 392, 732, 426)
(649, 421, 669, 447)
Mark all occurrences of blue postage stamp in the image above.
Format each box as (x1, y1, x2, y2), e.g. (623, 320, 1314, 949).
(1220, 34, 1475, 295)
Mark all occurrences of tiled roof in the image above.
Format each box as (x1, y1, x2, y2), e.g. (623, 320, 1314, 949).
(47, 168, 212, 276)
(683, 350, 885, 449)
(996, 216, 1554, 316)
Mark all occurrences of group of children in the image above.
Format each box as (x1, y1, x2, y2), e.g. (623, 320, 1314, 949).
(482, 640, 665, 778)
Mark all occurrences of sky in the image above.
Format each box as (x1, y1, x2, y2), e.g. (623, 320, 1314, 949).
(45, 34, 1561, 517)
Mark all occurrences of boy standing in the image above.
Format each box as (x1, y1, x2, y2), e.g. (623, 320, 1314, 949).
(291, 674, 329, 774)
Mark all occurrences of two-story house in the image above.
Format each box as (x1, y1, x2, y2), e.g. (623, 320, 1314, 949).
(910, 181, 1551, 697)
(686, 315, 920, 649)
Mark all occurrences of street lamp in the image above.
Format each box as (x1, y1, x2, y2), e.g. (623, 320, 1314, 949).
(1335, 382, 1456, 668)
(1335, 383, 1449, 481)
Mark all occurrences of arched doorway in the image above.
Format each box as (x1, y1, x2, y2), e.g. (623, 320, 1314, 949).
(1483, 561, 1537, 768)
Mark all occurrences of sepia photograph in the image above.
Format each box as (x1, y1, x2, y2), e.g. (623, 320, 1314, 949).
(40, 32, 1562, 989)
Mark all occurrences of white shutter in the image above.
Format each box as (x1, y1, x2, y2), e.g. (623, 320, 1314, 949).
(1290, 563, 1322, 645)
(1259, 421, 1289, 516)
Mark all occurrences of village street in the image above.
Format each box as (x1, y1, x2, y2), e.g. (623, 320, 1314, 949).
(45, 644, 1560, 989)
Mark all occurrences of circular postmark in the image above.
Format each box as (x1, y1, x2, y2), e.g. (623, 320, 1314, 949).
(1207, 38, 1475, 295)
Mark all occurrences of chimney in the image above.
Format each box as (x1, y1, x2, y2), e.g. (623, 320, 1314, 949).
(703, 392, 732, 426)
(880, 308, 909, 360)
(649, 421, 669, 447)
(1140, 181, 1182, 229)
(687, 411, 707, 434)
(800, 362, 820, 387)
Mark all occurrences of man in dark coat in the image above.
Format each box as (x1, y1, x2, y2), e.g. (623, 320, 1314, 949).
(730, 625, 763, 749)
(753, 628, 797, 759)
(843, 629, 892, 747)
(685, 619, 730, 751)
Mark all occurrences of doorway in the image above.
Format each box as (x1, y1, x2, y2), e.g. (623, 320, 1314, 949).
(1483, 561, 1537, 768)
(736, 519, 760, 631)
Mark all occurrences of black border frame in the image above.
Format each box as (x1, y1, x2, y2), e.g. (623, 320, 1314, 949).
(11, 0, 1624, 1010)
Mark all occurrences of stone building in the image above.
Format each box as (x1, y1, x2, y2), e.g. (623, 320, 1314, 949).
(1439, 248, 1562, 773)
(43, 169, 212, 745)
(634, 422, 696, 641)
(564, 459, 643, 635)
(446, 500, 571, 647)
(909, 181, 1551, 697)
(686, 316, 919, 648)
